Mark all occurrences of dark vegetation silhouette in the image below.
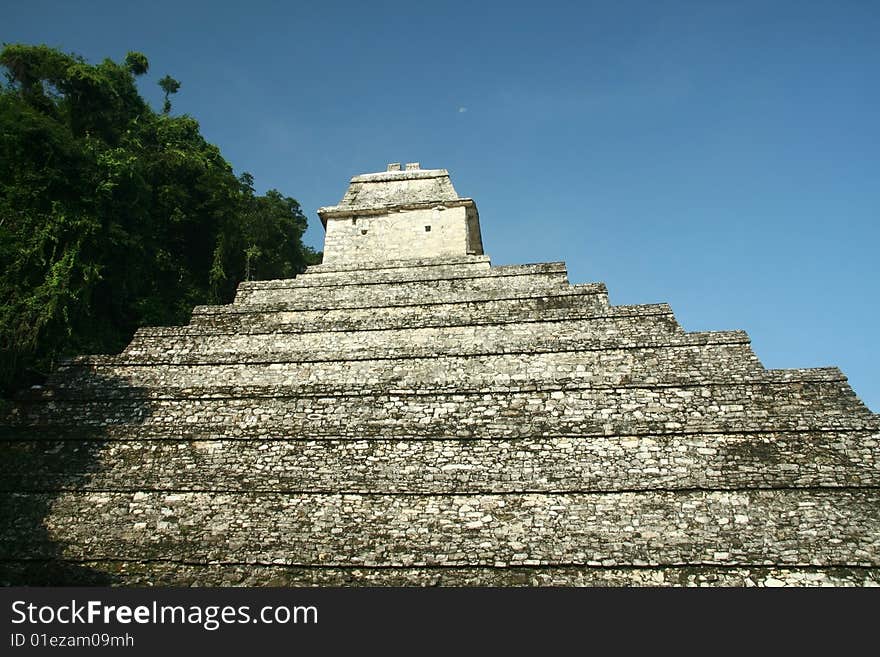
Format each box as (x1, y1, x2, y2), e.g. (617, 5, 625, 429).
(0, 43, 321, 403)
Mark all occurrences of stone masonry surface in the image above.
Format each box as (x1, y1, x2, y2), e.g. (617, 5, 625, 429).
(318, 167, 482, 264)
(1, 164, 878, 587)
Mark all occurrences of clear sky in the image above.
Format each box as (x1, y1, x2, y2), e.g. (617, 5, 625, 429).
(5, 0, 878, 411)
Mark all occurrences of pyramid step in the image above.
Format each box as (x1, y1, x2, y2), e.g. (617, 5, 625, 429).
(3, 430, 877, 492)
(190, 290, 620, 332)
(303, 254, 490, 277)
(4, 489, 878, 566)
(239, 262, 560, 295)
(7, 562, 868, 587)
(232, 266, 573, 306)
(116, 315, 693, 363)
(285, 262, 564, 288)
(49, 342, 765, 395)
(7, 378, 874, 435)
(296, 258, 560, 288)
(217, 282, 607, 313)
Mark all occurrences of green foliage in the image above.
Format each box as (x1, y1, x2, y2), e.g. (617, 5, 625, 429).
(158, 74, 180, 114)
(0, 44, 320, 398)
(124, 52, 149, 76)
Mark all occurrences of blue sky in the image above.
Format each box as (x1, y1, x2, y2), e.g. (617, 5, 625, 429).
(5, 0, 878, 411)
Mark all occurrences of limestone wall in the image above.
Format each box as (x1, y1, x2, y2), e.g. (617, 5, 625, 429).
(9, 381, 872, 439)
(44, 564, 878, 588)
(4, 431, 878, 493)
(6, 490, 879, 566)
(118, 318, 696, 363)
(46, 344, 766, 392)
(322, 207, 471, 264)
(232, 262, 572, 306)
(189, 290, 614, 331)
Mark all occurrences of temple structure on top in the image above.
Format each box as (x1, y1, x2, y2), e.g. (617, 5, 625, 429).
(1, 163, 878, 587)
(318, 163, 483, 264)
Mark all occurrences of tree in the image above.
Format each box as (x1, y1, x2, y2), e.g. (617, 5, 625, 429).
(158, 74, 180, 114)
(124, 51, 149, 76)
(0, 44, 319, 399)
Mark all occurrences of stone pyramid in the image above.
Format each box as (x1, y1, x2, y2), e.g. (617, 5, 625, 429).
(2, 163, 878, 586)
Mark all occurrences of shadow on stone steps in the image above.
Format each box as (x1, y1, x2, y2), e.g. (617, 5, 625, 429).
(0, 370, 155, 586)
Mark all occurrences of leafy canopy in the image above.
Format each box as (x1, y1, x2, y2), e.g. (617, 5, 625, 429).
(0, 44, 320, 398)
